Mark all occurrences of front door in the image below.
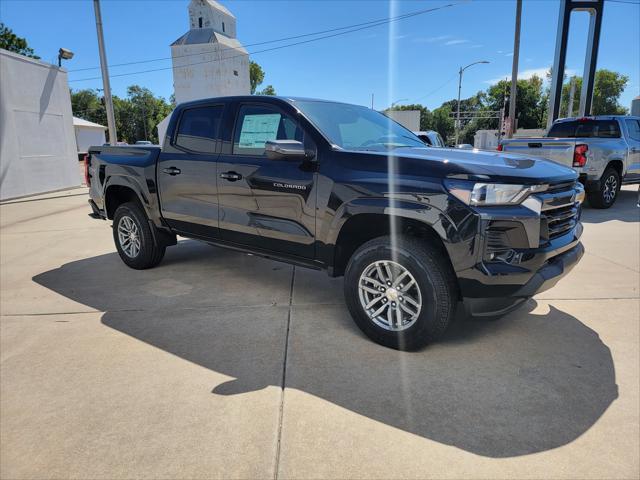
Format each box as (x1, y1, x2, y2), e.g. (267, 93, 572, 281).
(157, 104, 224, 238)
(217, 103, 317, 259)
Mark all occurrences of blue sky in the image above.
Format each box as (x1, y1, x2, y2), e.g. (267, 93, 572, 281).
(2, 0, 638, 111)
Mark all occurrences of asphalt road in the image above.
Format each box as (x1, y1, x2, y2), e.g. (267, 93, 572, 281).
(1, 186, 638, 479)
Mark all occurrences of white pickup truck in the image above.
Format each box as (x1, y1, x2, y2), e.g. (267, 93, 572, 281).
(499, 116, 640, 208)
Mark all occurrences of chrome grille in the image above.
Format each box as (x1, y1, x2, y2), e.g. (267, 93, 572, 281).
(539, 182, 581, 241)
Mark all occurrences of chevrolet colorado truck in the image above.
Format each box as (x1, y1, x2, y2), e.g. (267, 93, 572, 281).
(499, 115, 640, 208)
(86, 96, 585, 350)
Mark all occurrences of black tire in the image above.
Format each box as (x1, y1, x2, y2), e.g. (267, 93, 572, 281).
(112, 202, 165, 269)
(587, 167, 620, 209)
(344, 235, 457, 351)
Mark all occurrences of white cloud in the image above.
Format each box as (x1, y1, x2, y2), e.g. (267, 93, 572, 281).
(484, 67, 578, 85)
(505, 52, 514, 57)
(445, 39, 468, 45)
(413, 34, 452, 43)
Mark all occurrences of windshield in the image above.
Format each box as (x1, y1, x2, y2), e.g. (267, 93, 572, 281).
(294, 101, 425, 151)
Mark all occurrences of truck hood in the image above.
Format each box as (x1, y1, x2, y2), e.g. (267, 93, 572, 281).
(388, 147, 578, 185)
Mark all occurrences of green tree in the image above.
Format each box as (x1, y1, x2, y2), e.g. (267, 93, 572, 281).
(0, 23, 39, 59)
(257, 84, 277, 96)
(560, 70, 629, 116)
(431, 105, 455, 144)
(484, 75, 546, 129)
(71, 85, 173, 144)
(70, 89, 106, 127)
(250, 61, 265, 94)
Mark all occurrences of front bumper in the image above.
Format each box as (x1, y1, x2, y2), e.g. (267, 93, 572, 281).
(450, 181, 585, 316)
(462, 240, 584, 316)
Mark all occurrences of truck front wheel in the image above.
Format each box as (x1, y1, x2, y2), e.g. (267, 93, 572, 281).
(344, 236, 457, 351)
(587, 167, 620, 209)
(113, 202, 165, 269)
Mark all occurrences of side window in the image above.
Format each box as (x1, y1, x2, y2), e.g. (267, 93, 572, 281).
(233, 104, 303, 155)
(174, 105, 223, 154)
(625, 120, 640, 142)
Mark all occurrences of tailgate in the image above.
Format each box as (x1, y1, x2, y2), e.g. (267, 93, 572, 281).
(501, 138, 576, 167)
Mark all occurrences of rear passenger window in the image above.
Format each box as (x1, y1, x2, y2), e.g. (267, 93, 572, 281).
(174, 106, 223, 153)
(575, 120, 620, 138)
(233, 105, 302, 155)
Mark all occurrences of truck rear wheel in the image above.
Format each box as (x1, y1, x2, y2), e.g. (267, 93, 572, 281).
(113, 202, 165, 269)
(588, 167, 620, 209)
(344, 236, 457, 351)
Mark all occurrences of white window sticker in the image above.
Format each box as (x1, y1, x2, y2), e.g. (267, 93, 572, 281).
(238, 113, 281, 149)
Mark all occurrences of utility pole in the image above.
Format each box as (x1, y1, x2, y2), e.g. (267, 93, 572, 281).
(567, 76, 576, 117)
(456, 66, 463, 145)
(93, 0, 117, 144)
(497, 78, 509, 146)
(371, 93, 374, 109)
(507, 0, 522, 138)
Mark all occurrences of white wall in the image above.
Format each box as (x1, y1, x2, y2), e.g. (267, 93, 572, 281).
(75, 127, 106, 156)
(0, 49, 81, 200)
(171, 40, 250, 105)
(384, 110, 421, 131)
(188, 0, 236, 38)
(474, 128, 548, 149)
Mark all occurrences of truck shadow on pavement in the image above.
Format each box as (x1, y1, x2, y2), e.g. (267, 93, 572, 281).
(33, 244, 618, 458)
(582, 187, 639, 223)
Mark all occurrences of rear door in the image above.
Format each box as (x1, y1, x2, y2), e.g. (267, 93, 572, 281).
(623, 118, 640, 182)
(157, 103, 224, 238)
(217, 102, 317, 258)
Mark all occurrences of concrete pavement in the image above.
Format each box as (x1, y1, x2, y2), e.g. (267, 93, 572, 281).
(1, 187, 638, 479)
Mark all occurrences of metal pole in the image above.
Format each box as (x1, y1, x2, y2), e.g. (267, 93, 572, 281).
(93, 0, 117, 144)
(507, 0, 522, 138)
(371, 93, 374, 109)
(455, 66, 462, 145)
(141, 101, 148, 140)
(567, 76, 576, 117)
(579, 1, 604, 116)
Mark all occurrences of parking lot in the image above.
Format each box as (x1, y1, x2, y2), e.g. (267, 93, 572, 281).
(1, 186, 638, 479)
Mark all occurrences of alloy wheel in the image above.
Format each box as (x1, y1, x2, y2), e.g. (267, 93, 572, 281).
(117, 215, 141, 258)
(358, 260, 422, 331)
(603, 174, 617, 204)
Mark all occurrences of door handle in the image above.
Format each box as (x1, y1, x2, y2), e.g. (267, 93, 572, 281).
(163, 167, 181, 176)
(220, 171, 243, 181)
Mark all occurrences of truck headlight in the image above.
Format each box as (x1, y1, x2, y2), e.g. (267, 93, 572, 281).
(444, 180, 548, 206)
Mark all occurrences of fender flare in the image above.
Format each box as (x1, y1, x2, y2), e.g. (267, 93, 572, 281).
(325, 196, 456, 247)
(103, 175, 153, 220)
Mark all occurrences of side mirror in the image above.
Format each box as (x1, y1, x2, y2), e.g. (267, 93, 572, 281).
(265, 140, 312, 161)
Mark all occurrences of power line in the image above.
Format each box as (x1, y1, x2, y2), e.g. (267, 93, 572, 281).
(70, 3, 459, 73)
(410, 73, 458, 103)
(606, 0, 639, 4)
(69, 3, 459, 83)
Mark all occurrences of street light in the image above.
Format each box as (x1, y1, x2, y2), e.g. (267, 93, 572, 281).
(391, 98, 409, 108)
(455, 60, 489, 145)
(57, 48, 74, 67)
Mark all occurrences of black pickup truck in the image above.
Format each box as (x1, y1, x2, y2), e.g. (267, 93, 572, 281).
(86, 96, 585, 350)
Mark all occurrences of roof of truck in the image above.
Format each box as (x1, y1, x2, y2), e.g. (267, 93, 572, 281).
(176, 96, 359, 109)
(554, 115, 640, 122)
